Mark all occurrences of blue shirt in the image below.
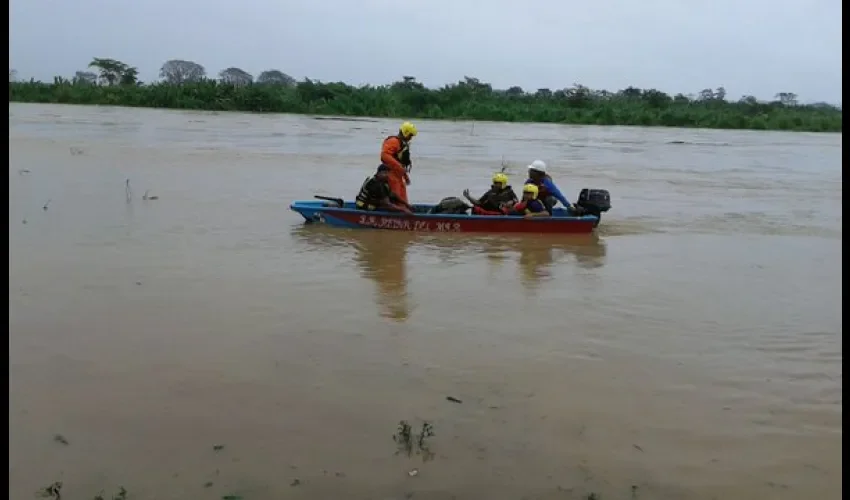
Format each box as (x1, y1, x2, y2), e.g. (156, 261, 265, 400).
(524, 199, 546, 213)
(525, 177, 570, 207)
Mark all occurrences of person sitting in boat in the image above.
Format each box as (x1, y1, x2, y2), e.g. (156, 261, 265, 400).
(525, 160, 574, 213)
(355, 165, 413, 214)
(507, 184, 549, 218)
(380, 121, 418, 205)
(463, 172, 518, 215)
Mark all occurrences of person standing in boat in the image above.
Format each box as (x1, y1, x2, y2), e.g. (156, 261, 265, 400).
(355, 165, 413, 214)
(380, 122, 418, 204)
(508, 184, 549, 218)
(525, 160, 573, 213)
(463, 172, 518, 215)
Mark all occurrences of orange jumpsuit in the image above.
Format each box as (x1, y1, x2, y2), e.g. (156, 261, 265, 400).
(380, 135, 410, 204)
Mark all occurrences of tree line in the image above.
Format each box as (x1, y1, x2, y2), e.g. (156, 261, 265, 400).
(8, 57, 842, 133)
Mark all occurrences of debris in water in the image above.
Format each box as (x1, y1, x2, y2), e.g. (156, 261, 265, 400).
(18, 169, 31, 175)
(446, 396, 463, 404)
(393, 420, 413, 450)
(632, 444, 644, 452)
(417, 421, 434, 449)
(53, 434, 69, 445)
(69, 147, 84, 156)
(143, 189, 159, 201)
(290, 478, 301, 487)
(36, 481, 62, 499)
(92, 486, 128, 500)
(408, 469, 418, 477)
(213, 444, 225, 451)
(43, 199, 51, 211)
(393, 420, 435, 461)
(125, 179, 132, 203)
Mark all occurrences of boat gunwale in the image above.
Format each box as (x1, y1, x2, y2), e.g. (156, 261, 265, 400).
(289, 200, 600, 223)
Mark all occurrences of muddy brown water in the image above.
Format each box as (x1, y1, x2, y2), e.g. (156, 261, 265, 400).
(9, 103, 842, 500)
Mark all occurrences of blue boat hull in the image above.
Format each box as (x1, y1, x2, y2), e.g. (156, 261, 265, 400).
(289, 200, 600, 234)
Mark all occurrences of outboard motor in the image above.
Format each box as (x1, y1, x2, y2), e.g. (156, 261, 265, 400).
(430, 197, 471, 215)
(575, 189, 611, 227)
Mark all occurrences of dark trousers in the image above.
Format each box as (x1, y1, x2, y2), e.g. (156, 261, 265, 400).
(542, 196, 557, 213)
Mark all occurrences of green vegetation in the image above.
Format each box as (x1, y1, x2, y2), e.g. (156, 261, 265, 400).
(8, 58, 842, 132)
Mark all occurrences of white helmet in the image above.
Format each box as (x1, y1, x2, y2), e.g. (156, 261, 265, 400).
(527, 159, 547, 173)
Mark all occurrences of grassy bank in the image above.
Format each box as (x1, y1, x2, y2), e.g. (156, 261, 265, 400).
(9, 74, 841, 132)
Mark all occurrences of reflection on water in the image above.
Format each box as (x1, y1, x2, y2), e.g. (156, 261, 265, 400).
(290, 226, 414, 321)
(473, 233, 607, 290)
(290, 225, 607, 318)
(352, 235, 411, 321)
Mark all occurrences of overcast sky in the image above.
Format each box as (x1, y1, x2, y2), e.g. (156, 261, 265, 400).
(9, 0, 843, 102)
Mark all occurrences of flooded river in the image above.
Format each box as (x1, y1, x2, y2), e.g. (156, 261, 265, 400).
(9, 103, 842, 500)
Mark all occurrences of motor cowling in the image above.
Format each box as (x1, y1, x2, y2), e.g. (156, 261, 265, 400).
(575, 189, 611, 217)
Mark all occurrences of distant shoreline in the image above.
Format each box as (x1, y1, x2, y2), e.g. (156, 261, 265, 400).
(9, 80, 842, 133)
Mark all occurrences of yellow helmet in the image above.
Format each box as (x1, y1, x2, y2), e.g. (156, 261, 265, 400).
(492, 172, 509, 186)
(400, 121, 418, 139)
(522, 183, 539, 199)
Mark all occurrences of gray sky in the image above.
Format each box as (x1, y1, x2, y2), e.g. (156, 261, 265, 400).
(10, 0, 843, 102)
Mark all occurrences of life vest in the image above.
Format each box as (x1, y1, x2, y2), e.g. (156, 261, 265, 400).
(483, 186, 517, 210)
(385, 135, 412, 167)
(355, 176, 382, 210)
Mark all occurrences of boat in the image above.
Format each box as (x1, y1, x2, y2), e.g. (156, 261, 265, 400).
(289, 189, 612, 235)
